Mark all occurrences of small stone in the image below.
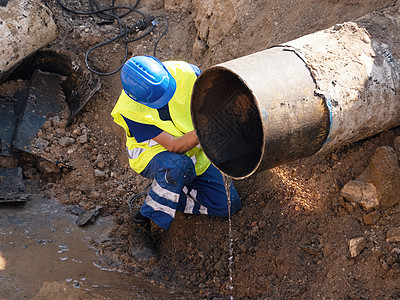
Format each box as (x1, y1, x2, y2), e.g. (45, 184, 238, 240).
(59, 137, 75, 147)
(319, 164, 328, 173)
(37, 130, 44, 139)
(386, 228, 400, 242)
(357, 146, 400, 208)
(258, 220, 267, 229)
(77, 134, 88, 144)
(363, 210, 381, 225)
(90, 191, 100, 200)
(42, 120, 51, 130)
(50, 116, 61, 127)
(349, 237, 366, 257)
(56, 128, 66, 135)
(333, 24, 342, 31)
(94, 169, 105, 177)
(34, 138, 49, 149)
(72, 128, 82, 136)
(116, 185, 126, 196)
(59, 119, 68, 129)
(97, 161, 105, 169)
(371, 247, 383, 259)
(340, 180, 378, 211)
(214, 261, 224, 272)
(331, 152, 339, 161)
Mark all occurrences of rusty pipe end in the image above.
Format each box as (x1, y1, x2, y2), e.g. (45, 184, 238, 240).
(191, 66, 264, 179)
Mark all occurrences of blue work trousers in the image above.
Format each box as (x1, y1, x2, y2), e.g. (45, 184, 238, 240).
(139, 151, 241, 230)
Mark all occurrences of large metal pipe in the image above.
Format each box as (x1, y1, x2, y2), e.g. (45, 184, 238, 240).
(191, 5, 400, 179)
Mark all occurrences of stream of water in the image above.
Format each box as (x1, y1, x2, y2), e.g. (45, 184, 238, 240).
(223, 175, 234, 300)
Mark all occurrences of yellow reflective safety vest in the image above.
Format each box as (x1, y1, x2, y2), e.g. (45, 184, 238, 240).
(111, 61, 211, 175)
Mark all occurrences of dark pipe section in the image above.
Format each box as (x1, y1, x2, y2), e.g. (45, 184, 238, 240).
(191, 68, 264, 178)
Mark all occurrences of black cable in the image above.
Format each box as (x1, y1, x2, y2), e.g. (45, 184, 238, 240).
(56, 0, 140, 17)
(152, 16, 169, 57)
(56, 0, 169, 76)
(128, 182, 152, 213)
(85, 21, 155, 76)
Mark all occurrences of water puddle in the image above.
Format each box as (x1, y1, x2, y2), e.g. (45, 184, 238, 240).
(223, 175, 234, 299)
(0, 183, 178, 299)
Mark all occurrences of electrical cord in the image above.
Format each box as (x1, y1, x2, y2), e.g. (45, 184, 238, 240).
(56, 0, 140, 17)
(151, 16, 169, 57)
(128, 182, 152, 213)
(56, 0, 169, 76)
(85, 19, 156, 76)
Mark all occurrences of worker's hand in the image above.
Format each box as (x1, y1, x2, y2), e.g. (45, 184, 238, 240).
(153, 130, 199, 154)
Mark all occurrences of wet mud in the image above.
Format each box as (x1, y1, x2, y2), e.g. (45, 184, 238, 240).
(0, 183, 179, 299)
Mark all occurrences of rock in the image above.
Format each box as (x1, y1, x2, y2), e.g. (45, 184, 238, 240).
(50, 116, 61, 127)
(340, 180, 378, 211)
(75, 205, 103, 226)
(34, 138, 49, 149)
(258, 220, 267, 229)
(77, 134, 88, 144)
(42, 120, 52, 130)
(90, 191, 100, 200)
(371, 247, 383, 258)
(58, 119, 68, 129)
(386, 228, 400, 242)
(357, 146, 400, 208)
(349, 237, 366, 257)
(214, 261, 224, 273)
(116, 185, 126, 196)
(363, 210, 381, 225)
(94, 169, 105, 177)
(55, 128, 66, 135)
(59, 137, 75, 147)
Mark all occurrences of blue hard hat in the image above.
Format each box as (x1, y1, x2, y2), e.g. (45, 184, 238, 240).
(120, 56, 176, 109)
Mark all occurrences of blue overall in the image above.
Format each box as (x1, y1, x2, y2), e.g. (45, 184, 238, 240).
(139, 151, 241, 230)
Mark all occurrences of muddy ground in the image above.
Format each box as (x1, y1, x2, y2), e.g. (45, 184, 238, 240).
(1, 0, 400, 299)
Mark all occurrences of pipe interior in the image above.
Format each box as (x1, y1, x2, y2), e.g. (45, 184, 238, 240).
(191, 67, 263, 178)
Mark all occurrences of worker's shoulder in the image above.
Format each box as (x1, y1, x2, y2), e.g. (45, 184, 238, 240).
(163, 61, 201, 78)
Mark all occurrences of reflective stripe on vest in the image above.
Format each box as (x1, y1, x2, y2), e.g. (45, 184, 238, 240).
(111, 61, 211, 175)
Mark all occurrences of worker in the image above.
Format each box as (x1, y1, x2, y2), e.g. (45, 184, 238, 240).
(111, 56, 241, 263)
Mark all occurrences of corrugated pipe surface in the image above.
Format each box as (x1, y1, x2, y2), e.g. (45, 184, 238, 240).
(191, 5, 400, 179)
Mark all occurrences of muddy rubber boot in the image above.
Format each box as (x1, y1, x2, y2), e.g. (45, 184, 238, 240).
(129, 213, 158, 264)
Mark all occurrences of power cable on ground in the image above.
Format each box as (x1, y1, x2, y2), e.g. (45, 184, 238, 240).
(56, 0, 169, 76)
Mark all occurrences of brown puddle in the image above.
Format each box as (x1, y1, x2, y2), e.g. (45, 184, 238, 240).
(0, 183, 179, 299)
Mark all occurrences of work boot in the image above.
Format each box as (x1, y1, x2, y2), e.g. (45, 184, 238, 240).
(128, 212, 157, 264)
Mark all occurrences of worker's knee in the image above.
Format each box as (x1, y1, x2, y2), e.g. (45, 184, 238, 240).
(142, 152, 196, 185)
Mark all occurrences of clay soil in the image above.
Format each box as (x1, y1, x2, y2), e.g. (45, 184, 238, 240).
(3, 0, 400, 299)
